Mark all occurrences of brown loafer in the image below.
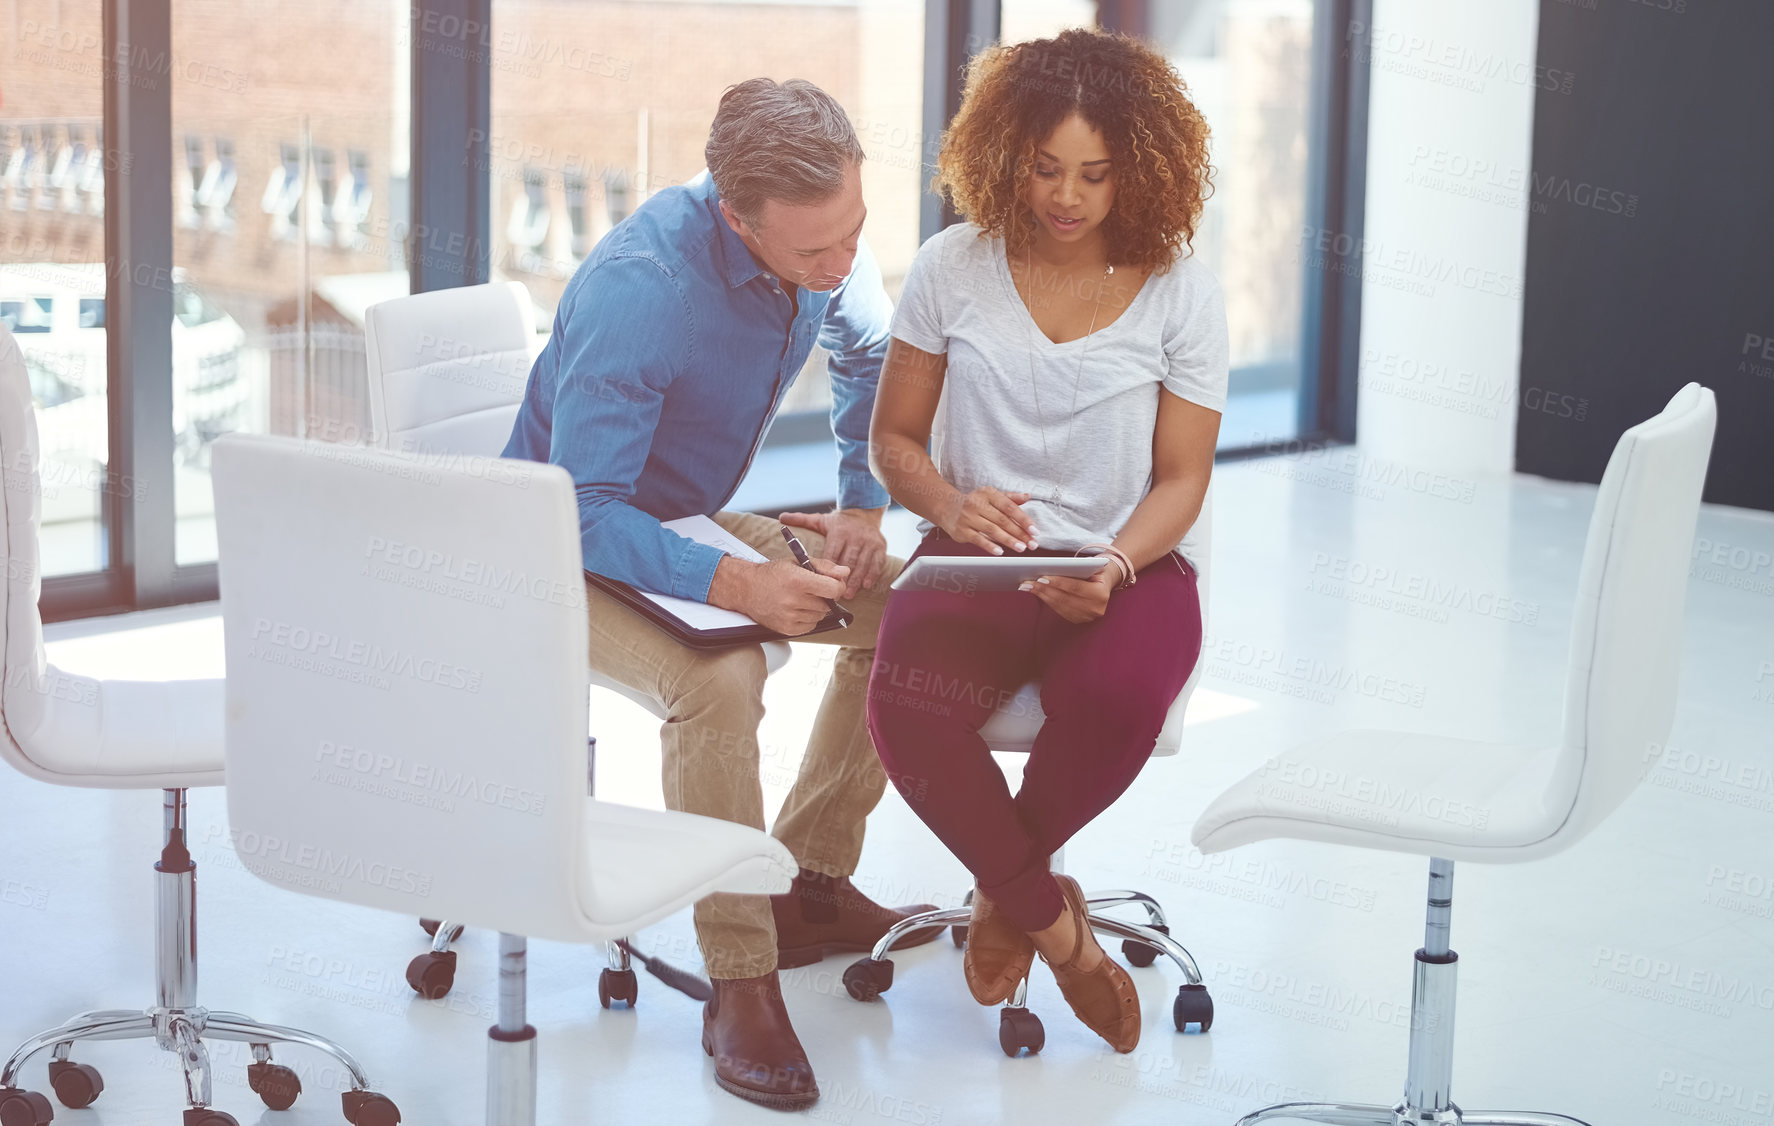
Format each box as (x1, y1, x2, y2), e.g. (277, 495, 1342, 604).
(771, 868, 943, 969)
(962, 885, 1035, 1005)
(701, 972, 819, 1110)
(1040, 874, 1141, 1053)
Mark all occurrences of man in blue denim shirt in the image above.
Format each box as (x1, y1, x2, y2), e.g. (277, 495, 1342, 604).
(503, 79, 937, 1111)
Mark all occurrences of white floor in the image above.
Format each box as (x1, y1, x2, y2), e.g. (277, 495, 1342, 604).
(6, 451, 1774, 1126)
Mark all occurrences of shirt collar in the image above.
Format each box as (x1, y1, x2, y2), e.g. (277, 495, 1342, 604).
(695, 172, 773, 290)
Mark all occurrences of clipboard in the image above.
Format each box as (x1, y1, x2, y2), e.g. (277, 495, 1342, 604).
(585, 515, 854, 649)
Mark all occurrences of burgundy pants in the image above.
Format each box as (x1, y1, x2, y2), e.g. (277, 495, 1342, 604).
(866, 530, 1203, 933)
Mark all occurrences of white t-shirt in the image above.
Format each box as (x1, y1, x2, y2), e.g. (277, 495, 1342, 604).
(889, 222, 1228, 571)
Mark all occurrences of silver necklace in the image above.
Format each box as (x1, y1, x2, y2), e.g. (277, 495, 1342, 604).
(1017, 247, 1114, 506)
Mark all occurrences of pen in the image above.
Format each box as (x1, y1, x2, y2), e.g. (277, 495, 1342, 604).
(780, 527, 854, 629)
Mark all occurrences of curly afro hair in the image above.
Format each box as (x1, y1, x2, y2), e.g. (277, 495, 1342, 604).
(934, 27, 1213, 273)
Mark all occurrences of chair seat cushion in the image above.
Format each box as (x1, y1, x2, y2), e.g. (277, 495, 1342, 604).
(577, 797, 796, 937)
(1191, 728, 1573, 862)
(12, 673, 225, 787)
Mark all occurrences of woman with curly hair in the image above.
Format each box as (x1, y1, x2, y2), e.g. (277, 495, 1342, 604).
(863, 27, 1225, 1053)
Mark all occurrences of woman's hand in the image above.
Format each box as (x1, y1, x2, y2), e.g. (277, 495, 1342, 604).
(939, 486, 1037, 555)
(1019, 557, 1124, 624)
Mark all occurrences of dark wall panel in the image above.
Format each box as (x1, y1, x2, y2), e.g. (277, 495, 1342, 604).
(1519, 0, 1774, 511)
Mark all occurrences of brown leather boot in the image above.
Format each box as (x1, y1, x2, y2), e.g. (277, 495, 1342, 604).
(701, 972, 819, 1110)
(962, 885, 1035, 1006)
(770, 868, 943, 968)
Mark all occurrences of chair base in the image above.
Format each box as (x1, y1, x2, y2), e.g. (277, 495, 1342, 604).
(0, 789, 398, 1126)
(0, 1009, 399, 1125)
(1233, 1101, 1591, 1126)
(1230, 861, 1590, 1126)
(841, 885, 1211, 1052)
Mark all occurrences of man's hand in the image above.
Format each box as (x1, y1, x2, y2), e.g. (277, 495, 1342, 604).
(777, 507, 887, 599)
(1019, 562, 1119, 624)
(709, 556, 850, 636)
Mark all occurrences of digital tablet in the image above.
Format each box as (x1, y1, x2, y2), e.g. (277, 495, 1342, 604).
(890, 555, 1112, 593)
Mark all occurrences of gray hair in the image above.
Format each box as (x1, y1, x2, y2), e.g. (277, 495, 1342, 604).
(705, 78, 864, 227)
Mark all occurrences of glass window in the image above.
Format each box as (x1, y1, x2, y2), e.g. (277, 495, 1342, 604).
(601, 167, 630, 229)
(1001, 0, 1097, 42)
(264, 141, 304, 240)
(172, 0, 412, 565)
(181, 134, 207, 226)
(1145, 0, 1315, 446)
(309, 147, 339, 245)
(198, 137, 239, 229)
(1, 2, 110, 576)
(343, 149, 373, 242)
(563, 169, 591, 261)
(25, 354, 86, 410)
(1, 297, 54, 333)
(489, 0, 928, 427)
(1000, 1, 1318, 449)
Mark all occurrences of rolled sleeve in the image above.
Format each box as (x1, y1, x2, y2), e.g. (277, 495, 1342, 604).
(819, 236, 893, 511)
(550, 257, 730, 600)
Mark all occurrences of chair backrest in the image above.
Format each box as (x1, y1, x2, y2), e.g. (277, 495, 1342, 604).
(362, 281, 534, 456)
(212, 433, 598, 941)
(1547, 381, 1716, 847)
(0, 324, 55, 779)
(0, 325, 121, 785)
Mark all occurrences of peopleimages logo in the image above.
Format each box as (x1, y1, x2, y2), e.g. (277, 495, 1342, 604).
(312, 740, 547, 816)
(248, 618, 482, 694)
(1307, 552, 1540, 625)
(205, 825, 432, 898)
(362, 536, 583, 609)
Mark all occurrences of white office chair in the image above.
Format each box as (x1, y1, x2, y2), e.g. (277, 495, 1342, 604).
(0, 326, 401, 1126)
(362, 281, 794, 1001)
(842, 487, 1217, 1057)
(1191, 383, 1717, 1126)
(211, 432, 798, 1126)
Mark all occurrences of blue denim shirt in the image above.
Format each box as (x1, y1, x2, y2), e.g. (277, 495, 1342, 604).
(502, 172, 893, 602)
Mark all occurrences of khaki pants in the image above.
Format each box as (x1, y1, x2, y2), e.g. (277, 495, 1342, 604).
(583, 511, 904, 979)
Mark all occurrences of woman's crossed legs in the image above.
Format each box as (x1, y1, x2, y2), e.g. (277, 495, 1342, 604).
(865, 531, 1202, 936)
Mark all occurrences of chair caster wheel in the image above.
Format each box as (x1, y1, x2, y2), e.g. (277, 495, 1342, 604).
(1174, 983, 1213, 1032)
(842, 957, 894, 1001)
(183, 1110, 240, 1126)
(406, 949, 457, 998)
(342, 1089, 402, 1125)
(247, 1061, 302, 1110)
(48, 1059, 103, 1108)
(1121, 923, 1169, 968)
(998, 1006, 1044, 1057)
(0, 1088, 54, 1126)
(950, 924, 968, 949)
(598, 967, 639, 1009)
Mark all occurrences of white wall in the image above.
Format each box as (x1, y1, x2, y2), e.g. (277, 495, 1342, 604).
(1352, 0, 1542, 475)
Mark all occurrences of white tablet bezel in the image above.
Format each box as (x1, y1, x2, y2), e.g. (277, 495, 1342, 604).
(890, 554, 1112, 593)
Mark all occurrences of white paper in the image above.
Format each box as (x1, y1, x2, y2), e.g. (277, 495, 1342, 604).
(630, 514, 770, 631)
